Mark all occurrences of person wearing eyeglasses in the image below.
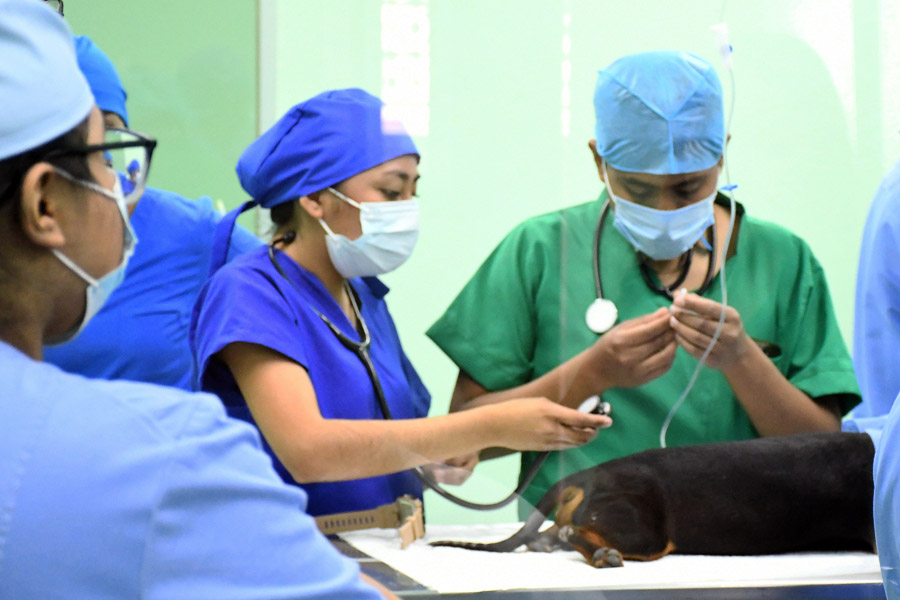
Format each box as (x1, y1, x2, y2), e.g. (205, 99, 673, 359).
(43, 35, 262, 390)
(0, 2, 394, 597)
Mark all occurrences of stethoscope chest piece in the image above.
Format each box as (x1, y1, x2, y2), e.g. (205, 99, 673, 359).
(585, 297, 618, 334)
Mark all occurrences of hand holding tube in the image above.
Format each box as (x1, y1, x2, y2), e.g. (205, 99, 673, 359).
(669, 291, 751, 370)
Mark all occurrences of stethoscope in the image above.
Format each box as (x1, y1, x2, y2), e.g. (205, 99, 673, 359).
(585, 199, 718, 334)
(267, 237, 554, 511)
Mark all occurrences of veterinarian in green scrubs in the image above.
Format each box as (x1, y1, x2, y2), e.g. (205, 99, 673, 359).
(427, 50, 860, 517)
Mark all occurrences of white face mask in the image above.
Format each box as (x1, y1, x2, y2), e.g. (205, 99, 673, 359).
(318, 187, 419, 279)
(604, 164, 716, 260)
(46, 173, 138, 345)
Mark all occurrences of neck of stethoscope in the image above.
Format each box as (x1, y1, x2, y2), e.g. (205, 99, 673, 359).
(268, 243, 372, 350)
(267, 239, 548, 511)
(594, 199, 717, 301)
(267, 242, 393, 422)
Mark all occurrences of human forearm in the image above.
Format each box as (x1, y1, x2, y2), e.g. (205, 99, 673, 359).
(223, 343, 608, 483)
(280, 411, 501, 482)
(452, 351, 607, 412)
(451, 309, 677, 413)
(723, 343, 841, 436)
(279, 398, 608, 482)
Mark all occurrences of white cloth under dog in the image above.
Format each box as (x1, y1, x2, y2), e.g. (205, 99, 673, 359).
(340, 523, 882, 594)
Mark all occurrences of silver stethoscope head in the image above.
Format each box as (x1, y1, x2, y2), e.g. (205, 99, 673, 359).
(586, 200, 618, 334)
(585, 298, 618, 334)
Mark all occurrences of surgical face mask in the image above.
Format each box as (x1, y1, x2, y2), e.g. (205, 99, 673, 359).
(46, 172, 138, 345)
(604, 165, 716, 260)
(318, 187, 419, 279)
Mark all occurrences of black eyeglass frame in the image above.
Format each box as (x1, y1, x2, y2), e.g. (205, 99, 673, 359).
(0, 130, 155, 208)
(43, 0, 64, 16)
(42, 128, 158, 203)
(43, 129, 158, 170)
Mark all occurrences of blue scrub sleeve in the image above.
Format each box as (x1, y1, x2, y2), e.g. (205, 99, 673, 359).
(874, 393, 900, 600)
(853, 164, 900, 418)
(782, 252, 861, 415)
(193, 261, 310, 383)
(142, 395, 381, 599)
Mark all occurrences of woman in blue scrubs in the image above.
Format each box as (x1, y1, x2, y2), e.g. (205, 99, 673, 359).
(1, 6, 387, 596)
(191, 88, 611, 517)
(43, 36, 261, 390)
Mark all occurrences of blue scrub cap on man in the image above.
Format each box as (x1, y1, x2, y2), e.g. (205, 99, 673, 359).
(0, 0, 93, 161)
(594, 50, 725, 175)
(74, 36, 129, 127)
(237, 88, 419, 209)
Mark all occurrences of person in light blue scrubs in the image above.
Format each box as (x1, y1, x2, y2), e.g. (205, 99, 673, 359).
(0, 4, 390, 597)
(871, 396, 900, 599)
(190, 89, 611, 518)
(43, 35, 261, 390)
(853, 158, 900, 418)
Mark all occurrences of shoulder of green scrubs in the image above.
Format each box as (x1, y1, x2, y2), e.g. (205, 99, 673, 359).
(428, 194, 859, 516)
(0, 341, 381, 599)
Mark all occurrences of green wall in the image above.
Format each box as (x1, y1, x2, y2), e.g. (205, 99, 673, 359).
(267, 0, 896, 525)
(65, 0, 258, 221)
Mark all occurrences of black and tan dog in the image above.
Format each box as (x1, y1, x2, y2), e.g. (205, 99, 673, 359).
(432, 432, 876, 567)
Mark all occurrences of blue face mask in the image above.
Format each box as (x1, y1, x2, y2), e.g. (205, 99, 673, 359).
(46, 172, 137, 345)
(604, 165, 716, 260)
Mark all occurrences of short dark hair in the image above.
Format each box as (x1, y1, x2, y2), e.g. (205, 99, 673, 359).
(270, 199, 296, 228)
(0, 115, 93, 209)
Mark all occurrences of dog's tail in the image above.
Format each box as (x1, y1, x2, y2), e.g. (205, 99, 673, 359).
(429, 480, 564, 553)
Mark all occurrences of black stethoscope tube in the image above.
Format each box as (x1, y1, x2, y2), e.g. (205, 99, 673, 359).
(341, 328, 550, 511)
(595, 199, 717, 301)
(268, 243, 543, 511)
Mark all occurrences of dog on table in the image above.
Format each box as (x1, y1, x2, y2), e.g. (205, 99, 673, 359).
(431, 432, 876, 568)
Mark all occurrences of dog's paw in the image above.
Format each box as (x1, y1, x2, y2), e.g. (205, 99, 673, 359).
(527, 538, 557, 553)
(591, 547, 624, 568)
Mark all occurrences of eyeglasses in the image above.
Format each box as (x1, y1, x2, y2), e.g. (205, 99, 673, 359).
(42, 0, 64, 16)
(45, 128, 157, 205)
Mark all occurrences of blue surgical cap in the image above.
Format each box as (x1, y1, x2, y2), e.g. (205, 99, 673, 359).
(0, 0, 93, 161)
(74, 36, 129, 127)
(594, 50, 725, 175)
(237, 88, 419, 208)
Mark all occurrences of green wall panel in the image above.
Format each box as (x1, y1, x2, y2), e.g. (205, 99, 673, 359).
(65, 0, 258, 217)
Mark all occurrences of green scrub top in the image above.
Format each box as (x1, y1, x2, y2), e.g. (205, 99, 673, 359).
(427, 193, 860, 517)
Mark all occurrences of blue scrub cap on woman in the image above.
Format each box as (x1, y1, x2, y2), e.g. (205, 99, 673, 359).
(0, 0, 93, 161)
(210, 88, 418, 277)
(237, 88, 419, 209)
(74, 36, 129, 127)
(594, 50, 725, 175)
